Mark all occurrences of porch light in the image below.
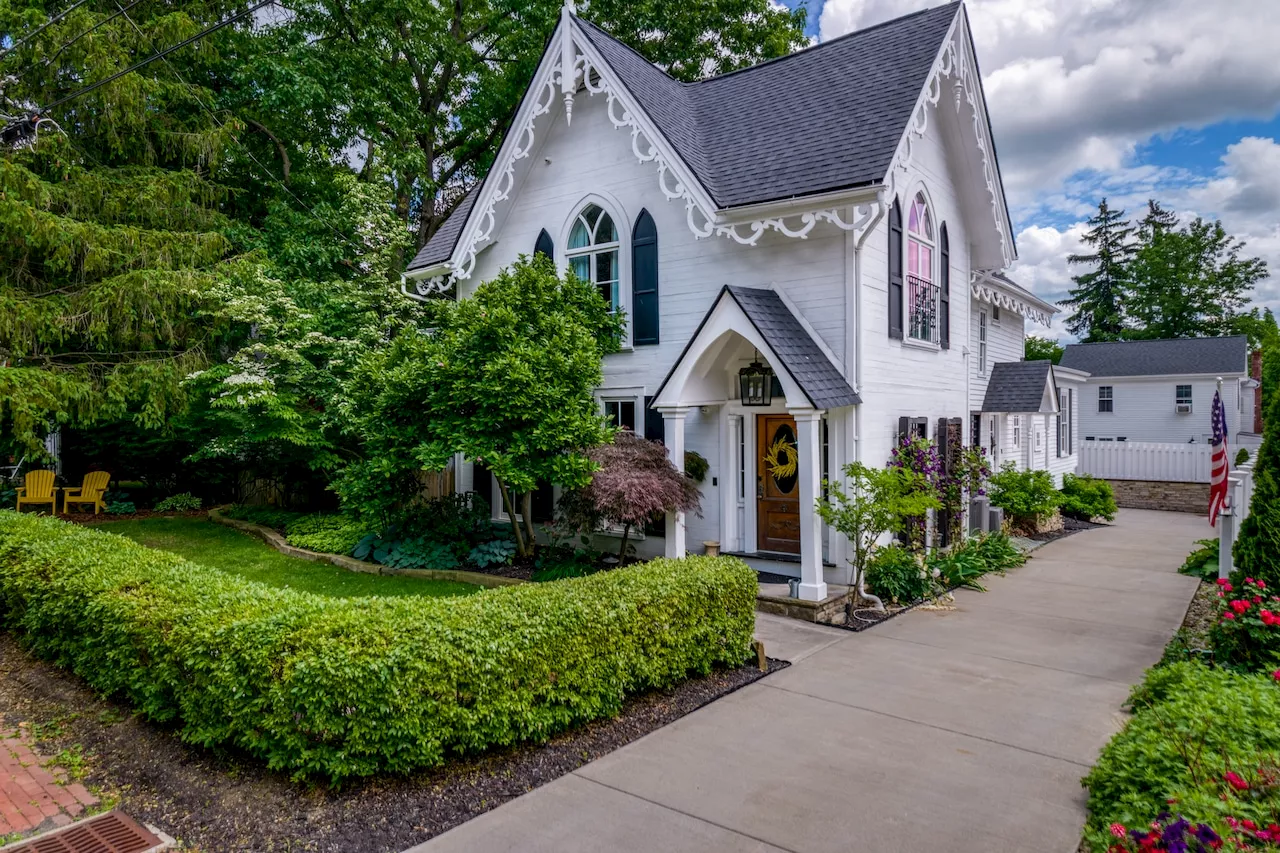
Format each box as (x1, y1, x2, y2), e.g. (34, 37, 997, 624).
(738, 353, 774, 406)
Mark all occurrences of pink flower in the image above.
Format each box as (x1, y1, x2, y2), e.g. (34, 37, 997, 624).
(1259, 581, 1267, 590)
(1263, 611, 1276, 626)
(1225, 771, 1249, 791)
(1218, 578, 1230, 586)
(1243, 819, 1258, 831)
(1110, 823, 1127, 839)
(1223, 612, 1236, 620)
(1231, 599, 1251, 614)
(1224, 583, 1235, 593)
(1272, 669, 1280, 682)
(1246, 577, 1256, 585)
(1254, 596, 1264, 604)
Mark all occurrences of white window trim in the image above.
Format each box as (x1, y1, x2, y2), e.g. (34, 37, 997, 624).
(977, 309, 988, 375)
(1011, 414, 1021, 447)
(560, 192, 632, 349)
(904, 188, 939, 345)
(1098, 385, 1113, 413)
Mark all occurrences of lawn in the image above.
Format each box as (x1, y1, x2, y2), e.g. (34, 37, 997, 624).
(98, 517, 480, 599)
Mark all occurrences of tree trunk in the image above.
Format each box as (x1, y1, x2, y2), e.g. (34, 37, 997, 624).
(521, 491, 536, 552)
(496, 478, 527, 556)
(617, 522, 631, 561)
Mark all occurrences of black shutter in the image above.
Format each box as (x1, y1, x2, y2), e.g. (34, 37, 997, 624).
(471, 460, 491, 514)
(532, 481, 555, 522)
(888, 198, 904, 340)
(534, 228, 554, 260)
(632, 210, 659, 345)
(897, 416, 910, 442)
(939, 223, 951, 349)
(644, 396, 665, 442)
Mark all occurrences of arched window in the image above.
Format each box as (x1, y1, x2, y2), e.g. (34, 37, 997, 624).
(906, 191, 939, 343)
(567, 203, 620, 313)
(631, 209, 658, 345)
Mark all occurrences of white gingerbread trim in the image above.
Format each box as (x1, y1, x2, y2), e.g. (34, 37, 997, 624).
(970, 271, 1056, 327)
(887, 6, 1015, 270)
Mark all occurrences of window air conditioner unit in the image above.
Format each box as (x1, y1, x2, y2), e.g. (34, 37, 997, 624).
(1176, 403, 1192, 414)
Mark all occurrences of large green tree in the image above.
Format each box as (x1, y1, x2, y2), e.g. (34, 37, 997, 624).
(1128, 201, 1267, 341)
(0, 2, 250, 452)
(230, 0, 808, 260)
(1062, 198, 1137, 342)
(336, 256, 622, 553)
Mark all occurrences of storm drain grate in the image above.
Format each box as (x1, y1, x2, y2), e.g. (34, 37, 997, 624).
(7, 810, 163, 853)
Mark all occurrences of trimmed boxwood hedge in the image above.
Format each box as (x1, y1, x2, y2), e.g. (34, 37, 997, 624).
(0, 512, 756, 781)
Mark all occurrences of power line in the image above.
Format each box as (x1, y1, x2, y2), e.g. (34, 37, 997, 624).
(40, 0, 275, 114)
(0, 0, 91, 61)
(43, 0, 149, 68)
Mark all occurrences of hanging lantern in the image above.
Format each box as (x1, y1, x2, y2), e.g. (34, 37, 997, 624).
(738, 353, 773, 406)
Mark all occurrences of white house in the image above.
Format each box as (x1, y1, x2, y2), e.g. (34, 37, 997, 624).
(1060, 337, 1251, 445)
(402, 0, 1076, 602)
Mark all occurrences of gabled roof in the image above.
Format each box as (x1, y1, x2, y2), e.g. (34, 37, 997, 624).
(982, 360, 1056, 413)
(408, 3, 968, 273)
(577, 4, 958, 209)
(409, 186, 481, 272)
(1059, 336, 1249, 378)
(650, 285, 860, 410)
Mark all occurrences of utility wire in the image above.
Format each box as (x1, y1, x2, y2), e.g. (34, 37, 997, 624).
(40, 0, 274, 113)
(43, 0, 149, 68)
(0, 0, 91, 60)
(110, 0, 365, 255)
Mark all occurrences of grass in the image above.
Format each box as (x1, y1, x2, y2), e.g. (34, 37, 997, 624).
(98, 517, 480, 599)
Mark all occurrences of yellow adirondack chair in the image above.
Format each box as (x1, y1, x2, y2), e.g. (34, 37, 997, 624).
(63, 471, 111, 515)
(15, 470, 59, 514)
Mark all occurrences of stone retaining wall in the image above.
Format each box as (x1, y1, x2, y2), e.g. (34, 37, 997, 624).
(1106, 479, 1209, 515)
(209, 509, 523, 589)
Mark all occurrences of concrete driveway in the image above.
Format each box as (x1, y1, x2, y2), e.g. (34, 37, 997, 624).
(408, 509, 1203, 853)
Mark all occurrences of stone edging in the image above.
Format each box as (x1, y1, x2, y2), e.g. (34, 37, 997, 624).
(208, 509, 524, 589)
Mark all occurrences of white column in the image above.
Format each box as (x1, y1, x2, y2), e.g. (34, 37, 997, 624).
(1219, 476, 1243, 581)
(791, 407, 827, 601)
(828, 409, 848, 578)
(658, 406, 689, 559)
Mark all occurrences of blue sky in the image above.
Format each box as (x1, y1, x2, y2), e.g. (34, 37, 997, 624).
(787, 0, 1280, 340)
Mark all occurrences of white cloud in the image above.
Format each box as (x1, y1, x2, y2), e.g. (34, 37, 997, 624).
(819, 0, 1280, 206)
(819, 0, 1280, 334)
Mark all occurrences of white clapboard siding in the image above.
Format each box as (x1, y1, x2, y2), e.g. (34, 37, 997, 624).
(1076, 441, 1213, 483)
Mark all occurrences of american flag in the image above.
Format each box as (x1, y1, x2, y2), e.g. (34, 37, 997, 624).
(1209, 388, 1230, 526)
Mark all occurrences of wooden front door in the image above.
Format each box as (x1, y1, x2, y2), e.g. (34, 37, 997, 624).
(756, 414, 801, 554)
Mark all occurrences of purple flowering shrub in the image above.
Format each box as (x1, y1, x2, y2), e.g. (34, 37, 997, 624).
(888, 436, 990, 546)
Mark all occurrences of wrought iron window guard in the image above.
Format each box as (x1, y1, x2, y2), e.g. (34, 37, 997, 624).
(907, 274, 940, 344)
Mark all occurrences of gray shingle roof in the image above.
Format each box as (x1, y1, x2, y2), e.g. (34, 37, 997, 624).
(651, 286, 859, 409)
(407, 186, 480, 271)
(1059, 336, 1249, 378)
(578, 5, 959, 209)
(982, 360, 1054, 413)
(410, 4, 960, 271)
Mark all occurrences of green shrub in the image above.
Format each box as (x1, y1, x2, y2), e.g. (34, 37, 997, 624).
(0, 512, 756, 781)
(971, 531, 1027, 571)
(1082, 661, 1280, 850)
(531, 560, 605, 583)
(988, 463, 1059, 530)
(928, 542, 987, 591)
(865, 545, 930, 604)
(223, 504, 303, 531)
(1207, 577, 1280, 673)
(284, 514, 367, 555)
(468, 538, 516, 569)
(1057, 474, 1117, 522)
(1179, 538, 1220, 582)
(154, 492, 202, 512)
(683, 450, 710, 483)
(1236, 447, 1251, 467)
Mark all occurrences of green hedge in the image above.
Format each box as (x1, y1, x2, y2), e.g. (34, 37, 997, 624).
(0, 512, 755, 781)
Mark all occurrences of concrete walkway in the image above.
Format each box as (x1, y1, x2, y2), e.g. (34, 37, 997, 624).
(409, 509, 1203, 853)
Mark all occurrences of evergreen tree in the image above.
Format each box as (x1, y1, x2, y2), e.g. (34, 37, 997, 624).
(1062, 199, 1136, 341)
(0, 3, 248, 452)
(1234, 388, 1280, 586)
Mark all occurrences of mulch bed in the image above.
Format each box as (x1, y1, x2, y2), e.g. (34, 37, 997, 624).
(1160, 580, 1218, 665)
(0, 632, 784, 853)
(55, 510, 208, 525)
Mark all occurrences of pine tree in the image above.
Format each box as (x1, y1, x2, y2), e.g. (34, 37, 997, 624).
(1062, 199, 1136, 341)
(1235, 388, 1280, 586)
(0, 3, 246, 452)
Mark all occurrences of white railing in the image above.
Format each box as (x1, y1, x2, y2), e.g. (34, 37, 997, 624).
(1076, 440, 1213, 483)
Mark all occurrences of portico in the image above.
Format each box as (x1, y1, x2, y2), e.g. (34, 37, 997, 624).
(650, 286, 859, 602)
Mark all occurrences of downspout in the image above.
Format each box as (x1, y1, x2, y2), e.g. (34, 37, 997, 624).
(850, 192, 889, 612)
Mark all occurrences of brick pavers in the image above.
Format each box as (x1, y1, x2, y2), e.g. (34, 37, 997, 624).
(0, 728, 98, 838)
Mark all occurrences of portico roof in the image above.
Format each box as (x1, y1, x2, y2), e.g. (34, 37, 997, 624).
(651, 285, 860, 411)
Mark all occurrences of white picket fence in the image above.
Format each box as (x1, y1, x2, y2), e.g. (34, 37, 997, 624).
(1076, 440, 1213, 484)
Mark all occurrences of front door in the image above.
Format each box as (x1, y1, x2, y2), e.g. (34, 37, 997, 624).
(757, 414, 801, 554)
